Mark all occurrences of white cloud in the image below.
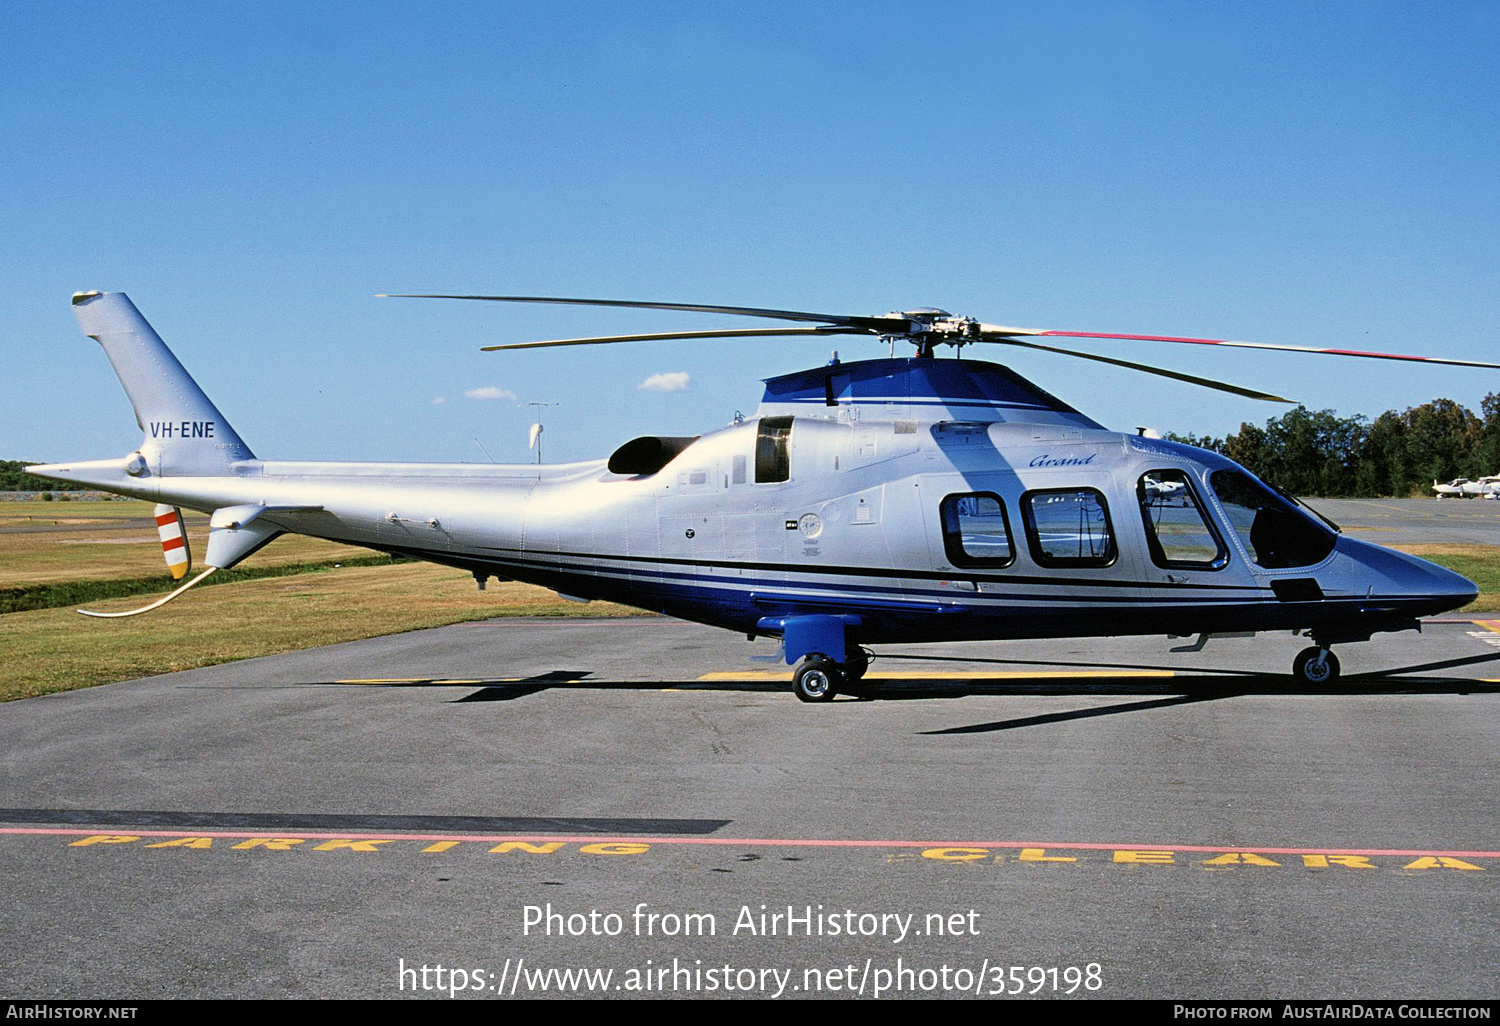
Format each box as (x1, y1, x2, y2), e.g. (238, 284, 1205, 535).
(431, 396, 447, 405)
(639, 371, 691, 392)
(465, 386, 518, 401)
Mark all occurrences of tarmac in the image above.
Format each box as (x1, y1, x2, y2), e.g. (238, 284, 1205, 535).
(1, 613, 1496, 1000)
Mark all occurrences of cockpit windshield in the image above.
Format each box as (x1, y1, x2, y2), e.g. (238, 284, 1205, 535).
(1209, 468, 1337, 569)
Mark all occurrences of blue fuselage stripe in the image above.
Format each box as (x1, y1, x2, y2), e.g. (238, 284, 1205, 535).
(468, 549, 1271, 605)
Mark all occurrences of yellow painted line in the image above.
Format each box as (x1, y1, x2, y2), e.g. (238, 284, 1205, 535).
(333, 678, 520, 685)
(1474, 620, 1500, 634)
(696, 669, 1175, 681)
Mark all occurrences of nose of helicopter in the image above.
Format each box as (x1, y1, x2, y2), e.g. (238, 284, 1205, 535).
(1336, 537, 1478, 614)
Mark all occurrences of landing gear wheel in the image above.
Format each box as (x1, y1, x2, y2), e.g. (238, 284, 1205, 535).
(843, 648, 870, 681)
(792, 654, 842, 703)
(1293, 646, 1340, 685)
(839, 649, 872, 697)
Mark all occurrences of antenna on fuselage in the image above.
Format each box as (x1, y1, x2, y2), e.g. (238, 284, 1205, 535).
(521, 401, 559, 463)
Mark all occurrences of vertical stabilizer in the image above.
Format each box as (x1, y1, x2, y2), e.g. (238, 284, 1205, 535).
(71, 291, 254, 475)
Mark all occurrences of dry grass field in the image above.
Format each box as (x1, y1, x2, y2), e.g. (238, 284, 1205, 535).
(0, 500, 641, 700)
(0, 500, 355, 587)
(0, 562, 640, 702)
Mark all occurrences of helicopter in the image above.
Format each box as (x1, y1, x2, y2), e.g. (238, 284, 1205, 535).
(30, 291, 1493, 701)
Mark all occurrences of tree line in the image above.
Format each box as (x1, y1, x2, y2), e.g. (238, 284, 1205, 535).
(1168, 395, 1500, 498)
(0, 460, 62, 492)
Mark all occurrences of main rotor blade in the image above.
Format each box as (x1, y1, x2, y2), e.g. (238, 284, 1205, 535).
(987, 327, 1500, 371)
(479, 326, 868, 351)
(979, 336, 1296, 403)
(381, 294, 909, 332)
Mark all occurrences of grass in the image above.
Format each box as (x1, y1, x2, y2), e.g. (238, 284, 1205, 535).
(0, 554, 418, 614)
(0, 500, 368, 588)
(0, 498, 649, 701)
(0, 562, 642, 702)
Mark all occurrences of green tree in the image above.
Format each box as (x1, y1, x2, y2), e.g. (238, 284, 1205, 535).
(1355, 412, 1405, 497)
(0, 460, 60, 492)
(1476, 392, 1500, 476)
(1397, 399, 1482, 493)
(1273, 407, 1366, 496)
(1162, 431, 1225, 454)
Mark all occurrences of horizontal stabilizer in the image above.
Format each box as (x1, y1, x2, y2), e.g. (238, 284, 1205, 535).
(202, 504, 321, 569)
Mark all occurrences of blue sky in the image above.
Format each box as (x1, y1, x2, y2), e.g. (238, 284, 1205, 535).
(3, 1, 1497, 465)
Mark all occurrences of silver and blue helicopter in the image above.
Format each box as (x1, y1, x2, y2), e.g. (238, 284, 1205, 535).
(32, 291, 1493, 700)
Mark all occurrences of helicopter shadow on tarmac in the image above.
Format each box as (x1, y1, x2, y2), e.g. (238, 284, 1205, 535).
(238, 649, 1500, 717)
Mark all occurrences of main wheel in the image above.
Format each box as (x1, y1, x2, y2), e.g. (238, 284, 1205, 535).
(793, 655, 842, 703)
(1292, 646, 1340, 685)
(837, 648, 873, 697)
(842, 648, 870, 682)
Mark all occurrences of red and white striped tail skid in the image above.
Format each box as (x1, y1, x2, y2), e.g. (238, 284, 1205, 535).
(153, 504, 191, 580)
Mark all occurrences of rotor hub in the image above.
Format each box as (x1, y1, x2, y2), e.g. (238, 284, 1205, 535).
(883, 310, 983, 356)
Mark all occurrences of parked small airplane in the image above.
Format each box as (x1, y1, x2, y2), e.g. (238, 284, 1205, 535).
(31, 291, 1491, 698)
(1460, 476, 1500, 499)
(1433, 478, 1472, 499)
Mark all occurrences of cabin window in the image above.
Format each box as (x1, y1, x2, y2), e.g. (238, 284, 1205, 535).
(1209, 468, 1337, 569)
(755, 416, 793, 483)
(1022, 488, 1116, 568)
(1137, 470, 1226, 569)
(940, 493, 1015, 568)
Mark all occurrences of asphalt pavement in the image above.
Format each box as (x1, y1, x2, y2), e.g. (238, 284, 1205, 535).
(1, 614, 1496, 1001)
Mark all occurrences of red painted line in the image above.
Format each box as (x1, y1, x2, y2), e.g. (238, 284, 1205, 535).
(7, 826, 1495, 859)
(161, 535, 186, 551)
(154, 513, 179, 527)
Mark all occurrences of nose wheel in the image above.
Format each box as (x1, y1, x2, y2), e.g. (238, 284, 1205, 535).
(1292, 646, 1340, 685)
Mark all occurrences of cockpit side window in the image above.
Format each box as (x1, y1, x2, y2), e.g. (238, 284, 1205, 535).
(1021, 488, 1116, 568)
(755, 417, 793, 483)
(1209, 468, 1337, 569)
(1138, 470, 1226, 570)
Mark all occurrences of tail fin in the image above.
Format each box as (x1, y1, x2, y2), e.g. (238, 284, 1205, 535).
(72, 291, 254, 474)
